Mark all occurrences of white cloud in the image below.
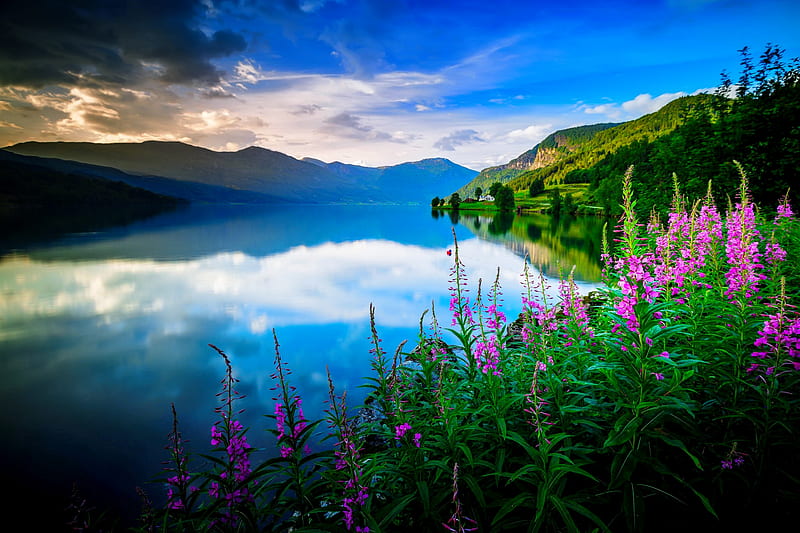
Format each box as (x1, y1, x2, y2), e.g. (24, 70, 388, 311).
(181, 109, 240, 132)
(504, 124, 553, 143)
(581, 91, 688, 121)
(232, 59, 267, 84)
(621, 91, 687, 115)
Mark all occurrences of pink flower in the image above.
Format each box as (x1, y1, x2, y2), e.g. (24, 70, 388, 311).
(395, 422, 412, 440)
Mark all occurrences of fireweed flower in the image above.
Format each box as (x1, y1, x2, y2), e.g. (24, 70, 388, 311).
(449, 294, 474, 326)
(524, 369, 553, 444)
(474, 335, 502, 375)
(522, 296, 559, 333)
(750, 280, 800, 375)
(394, 422, 412, 440)
(270, 331, 314, 468)
(775, 193, 794, 222)
(164, 403, 193, 513)
(444, 462, 478, 532)
(557, 271, 595, 345)
(721, 444, 748, 470)
(273, 397, 308, 457)
(448, 231, 475, 328)
(724, 169, 766, 300)
(326, 369, 369, 531)
(207, 345, 255, 528)
(485, 303, 506, 331)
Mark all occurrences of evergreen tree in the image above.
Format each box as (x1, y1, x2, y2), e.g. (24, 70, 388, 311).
(494, 185, 516, 211)
(489, 182, 504, 198)
(528, 179, 545, 197)
(550, 188, 563, 217)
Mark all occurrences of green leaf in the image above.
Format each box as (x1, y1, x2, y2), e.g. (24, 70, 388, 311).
(463, 474, 487, 508)
(496, 416, 508, 439)
(376, 494, 416, 529)
(550, 495, 579, 532)
(508, 463, 546, 483)
(604, 415, 642, 447)
(561, 499, 612, 533)
(492, 492, 534, 527)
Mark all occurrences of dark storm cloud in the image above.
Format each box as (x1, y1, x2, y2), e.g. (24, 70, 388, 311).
(0, 0, 247, 88)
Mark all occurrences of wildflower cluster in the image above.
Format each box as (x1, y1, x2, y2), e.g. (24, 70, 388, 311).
(207, 344, 255, 529)
(326, 370, 370, 532)
(724, 167, 766, 301)
(720, 443, 747, 470)
(138, 170, 800, 533)
(749, 279, 800, 376)
(163, 403, 195, 512)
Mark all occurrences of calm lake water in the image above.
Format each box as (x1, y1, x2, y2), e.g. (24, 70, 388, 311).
(0, 204, 606, 529)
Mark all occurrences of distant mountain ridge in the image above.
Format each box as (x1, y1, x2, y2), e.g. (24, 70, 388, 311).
(0, 149, 284, 205)
(3, 141, 477, 204)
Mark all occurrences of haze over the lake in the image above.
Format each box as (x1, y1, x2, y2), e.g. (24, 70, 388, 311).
(1, 0, 799, 170)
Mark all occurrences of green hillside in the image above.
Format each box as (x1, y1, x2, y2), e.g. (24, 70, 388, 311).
(456, 123, 618, 197)
(506, 94, 714, 193)
(446, 45, 799, 219)
(583, 48, 800, 215)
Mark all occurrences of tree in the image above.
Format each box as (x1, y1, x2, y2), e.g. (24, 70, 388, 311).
(475, 186, 483, 199)
(489, 182, 504, 198)
(431, 196, 441, 207)
(563, 192, 576, 214)
(449, 192, 461, 209)
(528, 179, 545, 197)
(550, 188, 563, 217)
(494, 185, 516, 212)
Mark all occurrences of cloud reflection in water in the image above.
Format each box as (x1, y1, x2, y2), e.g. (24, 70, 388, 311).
(0, 230, 601, 527)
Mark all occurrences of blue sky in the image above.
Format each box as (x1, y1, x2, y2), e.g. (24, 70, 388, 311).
(1, 0, 799, 170)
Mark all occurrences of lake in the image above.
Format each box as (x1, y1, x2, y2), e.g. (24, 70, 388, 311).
(0, 204, 606, 529)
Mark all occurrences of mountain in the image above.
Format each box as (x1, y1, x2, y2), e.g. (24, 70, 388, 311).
(0, 150, 185, 210)
(4, 141, 354, 203)
(378, 158, 478, 199)
(452, 95, 714, 200)
(457, 123, 619, 196)
(0, 150, 285, 205)
(506, 95, 713, 193)
(4, 141, 477, 204)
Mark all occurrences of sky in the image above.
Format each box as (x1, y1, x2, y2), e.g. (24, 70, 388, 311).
(1, 1, 799, 171)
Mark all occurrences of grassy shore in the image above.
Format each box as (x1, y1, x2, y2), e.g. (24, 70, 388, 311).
(434, 183, 596, 215)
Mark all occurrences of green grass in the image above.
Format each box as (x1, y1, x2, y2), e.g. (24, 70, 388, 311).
(436, 184, 595, 214)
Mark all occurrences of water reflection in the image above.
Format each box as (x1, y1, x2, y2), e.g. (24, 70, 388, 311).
(457, 211, 608, 281)
(0, 204, 605, 528)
